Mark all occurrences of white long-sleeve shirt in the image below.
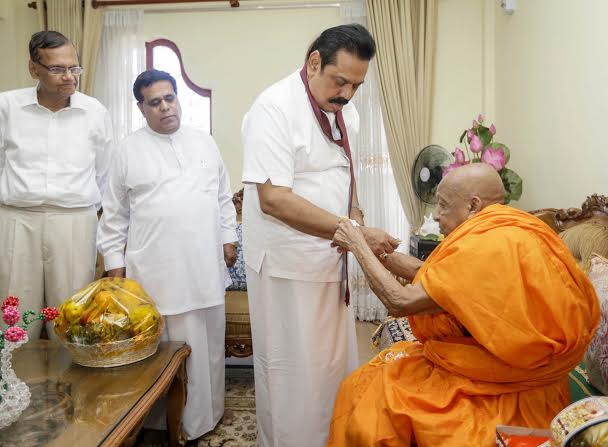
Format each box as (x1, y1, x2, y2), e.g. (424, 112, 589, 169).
(0, 87, 113, 209)
(97, 125, 237, 314)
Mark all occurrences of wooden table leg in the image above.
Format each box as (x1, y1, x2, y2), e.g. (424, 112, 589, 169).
(167, 359, 188, 447)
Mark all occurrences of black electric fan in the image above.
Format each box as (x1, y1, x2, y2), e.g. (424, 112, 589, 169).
(411, 145, 451, 204)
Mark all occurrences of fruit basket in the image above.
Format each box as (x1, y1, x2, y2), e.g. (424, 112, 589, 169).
(54, 277, 163, 367)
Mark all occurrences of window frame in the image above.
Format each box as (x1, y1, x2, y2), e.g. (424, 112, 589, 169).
(145, 38, 213, 133)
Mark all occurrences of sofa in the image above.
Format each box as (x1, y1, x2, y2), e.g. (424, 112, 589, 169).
(373, 194, 608, 402)
(225, 189, 253, 357)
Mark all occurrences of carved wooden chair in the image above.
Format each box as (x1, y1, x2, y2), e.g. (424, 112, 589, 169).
(529, 194, 608, 234)
(529, 194, 608, 267)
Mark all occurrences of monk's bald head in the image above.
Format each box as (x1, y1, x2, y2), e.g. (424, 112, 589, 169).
(434, 163, 505, 235)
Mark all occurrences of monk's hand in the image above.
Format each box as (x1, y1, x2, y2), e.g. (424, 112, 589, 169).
(224, 243, 237, 268)
(332, 218, 366, 252)
(360, 227, 400, 256)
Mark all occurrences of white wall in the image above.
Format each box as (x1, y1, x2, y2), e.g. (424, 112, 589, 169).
(0, 0, 38, 91)
(144, 5, 342, 192)
(431, 0, 484, 151)
(494, 0, 608, 210)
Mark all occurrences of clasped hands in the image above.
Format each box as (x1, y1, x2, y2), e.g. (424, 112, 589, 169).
(331, 218, 400, 259)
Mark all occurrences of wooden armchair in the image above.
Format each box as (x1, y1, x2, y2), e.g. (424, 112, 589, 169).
(529, 194, 608, 266)
(529, 194, 608, 234)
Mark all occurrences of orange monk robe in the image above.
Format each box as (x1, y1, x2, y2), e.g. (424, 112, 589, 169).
(327, 204, 600, 447)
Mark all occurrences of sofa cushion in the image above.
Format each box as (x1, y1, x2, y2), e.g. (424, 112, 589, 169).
(560, 222, 608, 265)
(584, 254, 608, 394)
(225, 290, 251, 336)
(227, 224, 247, 291)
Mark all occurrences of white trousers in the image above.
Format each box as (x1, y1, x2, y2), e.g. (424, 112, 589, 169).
(246, 265, 359, 447)
(0, 204, 97, 338)
(147, 306, 226, 440)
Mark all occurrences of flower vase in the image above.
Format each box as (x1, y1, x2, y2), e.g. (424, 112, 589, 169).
(0, 335, 31, 429)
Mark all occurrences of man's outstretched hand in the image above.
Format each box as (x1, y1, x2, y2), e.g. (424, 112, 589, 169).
(360, 226, 400, 256)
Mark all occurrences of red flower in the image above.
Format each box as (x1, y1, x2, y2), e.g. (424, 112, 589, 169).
(41, 307, 59, 321)
(1, 296, 19, 312)
(2, 306, 20, 326)
(4, 326, 26, 343)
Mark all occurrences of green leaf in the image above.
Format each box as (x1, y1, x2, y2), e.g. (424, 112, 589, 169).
(477, 125, 493, 146)
(459, 129, 468, 144)
(499, 168, 523, 203)
(489, 142, 510, 164)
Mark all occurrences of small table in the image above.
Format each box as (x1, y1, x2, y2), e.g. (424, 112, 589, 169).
(0, 340, 191, 447)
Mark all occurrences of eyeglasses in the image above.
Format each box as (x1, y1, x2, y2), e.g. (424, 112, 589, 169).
(35, 61, 84, 76)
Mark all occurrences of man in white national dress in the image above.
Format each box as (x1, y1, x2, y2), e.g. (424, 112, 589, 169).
(97, 69, 237, 443)
(241, 24, 400, 447)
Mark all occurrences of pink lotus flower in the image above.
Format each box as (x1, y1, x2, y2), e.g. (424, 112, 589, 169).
(478, 114, 484, 123)
(2, 306, 20, 326)
(443, 162, 461, 177)
(472, 120, 479, 129)
(470, 135, 483, 153)
(453, 147, 466, 165)
(467, 130, 474, 141)
(489, 123, 496, 135)
(481, 147, 506, 170)
(4, 326, 26, 343)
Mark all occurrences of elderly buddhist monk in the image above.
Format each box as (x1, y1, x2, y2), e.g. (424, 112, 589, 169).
(328, 163, 600, 447)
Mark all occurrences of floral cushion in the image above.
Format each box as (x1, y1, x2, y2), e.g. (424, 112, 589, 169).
(371, 316, 418, 352)
(227, 224, 247, 291)
(585, 254, 608, 394)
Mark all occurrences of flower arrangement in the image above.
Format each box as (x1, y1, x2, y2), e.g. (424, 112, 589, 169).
(443, 115, 523, 203)
(0, 296, 58, 349)
(0, 296, 58, 429)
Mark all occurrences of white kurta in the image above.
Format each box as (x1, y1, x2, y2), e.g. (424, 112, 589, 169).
(241, 70, 359, 447)
(97, 125, 237, 314)
(97, 125, 237, 439)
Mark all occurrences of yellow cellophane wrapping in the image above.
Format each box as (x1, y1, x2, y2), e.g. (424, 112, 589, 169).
(54, 277, 164, 367)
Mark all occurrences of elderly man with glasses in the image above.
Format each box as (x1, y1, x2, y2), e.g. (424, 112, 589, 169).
(0, 30, 113, 338)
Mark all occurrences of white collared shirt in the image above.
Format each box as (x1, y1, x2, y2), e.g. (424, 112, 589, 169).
(241, 70, 359, 282)
(0, 87, 113, 209)
(97, 125, 237, 314)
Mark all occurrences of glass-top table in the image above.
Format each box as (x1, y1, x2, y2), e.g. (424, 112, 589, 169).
(0, 340, 191, 447)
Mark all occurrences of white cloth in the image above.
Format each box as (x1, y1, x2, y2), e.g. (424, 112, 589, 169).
(246, 264, 358, 447)
(97, 125, 237, 314)
(339, 3, 411, 322)
(146, 305, 226, 440)
(0, 87, 113, 209)
(241, 70, 359, 282)
(0, 204, 97, 339)
(94, 9, 145, 143)
(241, 70, 360, 447)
